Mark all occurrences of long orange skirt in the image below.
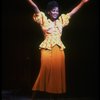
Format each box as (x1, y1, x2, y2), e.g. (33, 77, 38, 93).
(32, 45, 66, 93)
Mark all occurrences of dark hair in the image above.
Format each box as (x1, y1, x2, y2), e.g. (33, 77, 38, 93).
(46, 0, 59, 11)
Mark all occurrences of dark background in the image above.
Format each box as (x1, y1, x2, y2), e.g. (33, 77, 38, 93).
(2, 0, 99, 98)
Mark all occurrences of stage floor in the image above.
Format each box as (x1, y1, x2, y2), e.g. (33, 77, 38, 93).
(2, 90, 99, 100)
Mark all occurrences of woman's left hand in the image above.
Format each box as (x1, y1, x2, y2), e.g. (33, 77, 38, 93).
(82, 0, 89, 3)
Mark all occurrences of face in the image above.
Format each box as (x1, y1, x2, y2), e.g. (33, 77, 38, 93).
(48, 7, 59, 21)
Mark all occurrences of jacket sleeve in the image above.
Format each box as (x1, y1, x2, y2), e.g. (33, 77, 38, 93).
(59, 13, 71, 28)
(33, 11, 47, 25)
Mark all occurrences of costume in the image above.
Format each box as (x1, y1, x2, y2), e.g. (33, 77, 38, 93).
(32, 11, 70, 93)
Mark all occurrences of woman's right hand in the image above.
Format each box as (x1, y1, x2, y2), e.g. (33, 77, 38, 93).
(27, 0, 40, 13)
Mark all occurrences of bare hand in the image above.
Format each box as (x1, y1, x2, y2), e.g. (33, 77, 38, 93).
(82, 0, 89, 3)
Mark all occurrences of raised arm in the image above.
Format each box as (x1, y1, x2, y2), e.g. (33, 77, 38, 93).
(68, 0, 89, 17)
(27, 0, 40, 13)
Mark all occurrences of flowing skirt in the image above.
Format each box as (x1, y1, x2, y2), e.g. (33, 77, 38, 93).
(32, 45, 66, 93)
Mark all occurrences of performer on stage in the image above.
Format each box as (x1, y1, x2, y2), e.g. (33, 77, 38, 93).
(27, 0, 89, 94)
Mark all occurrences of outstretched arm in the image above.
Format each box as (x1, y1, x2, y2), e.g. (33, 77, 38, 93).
(27, 0, 40, 13)
(68, 0, 89, 17)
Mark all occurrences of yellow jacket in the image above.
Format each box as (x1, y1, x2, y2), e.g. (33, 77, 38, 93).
(33, 11, 70, 50)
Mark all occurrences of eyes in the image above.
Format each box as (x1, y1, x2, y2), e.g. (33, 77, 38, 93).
(51, 7, 59, 13)
(52, 9, 59, 12)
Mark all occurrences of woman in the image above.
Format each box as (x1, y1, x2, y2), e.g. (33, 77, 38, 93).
(27, 0, 89, 94)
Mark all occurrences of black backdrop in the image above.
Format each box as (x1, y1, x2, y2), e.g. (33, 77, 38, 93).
(2, 0, 99, 98)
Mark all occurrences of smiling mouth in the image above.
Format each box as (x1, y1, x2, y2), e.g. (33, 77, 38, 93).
(53, 15, 58, 18)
